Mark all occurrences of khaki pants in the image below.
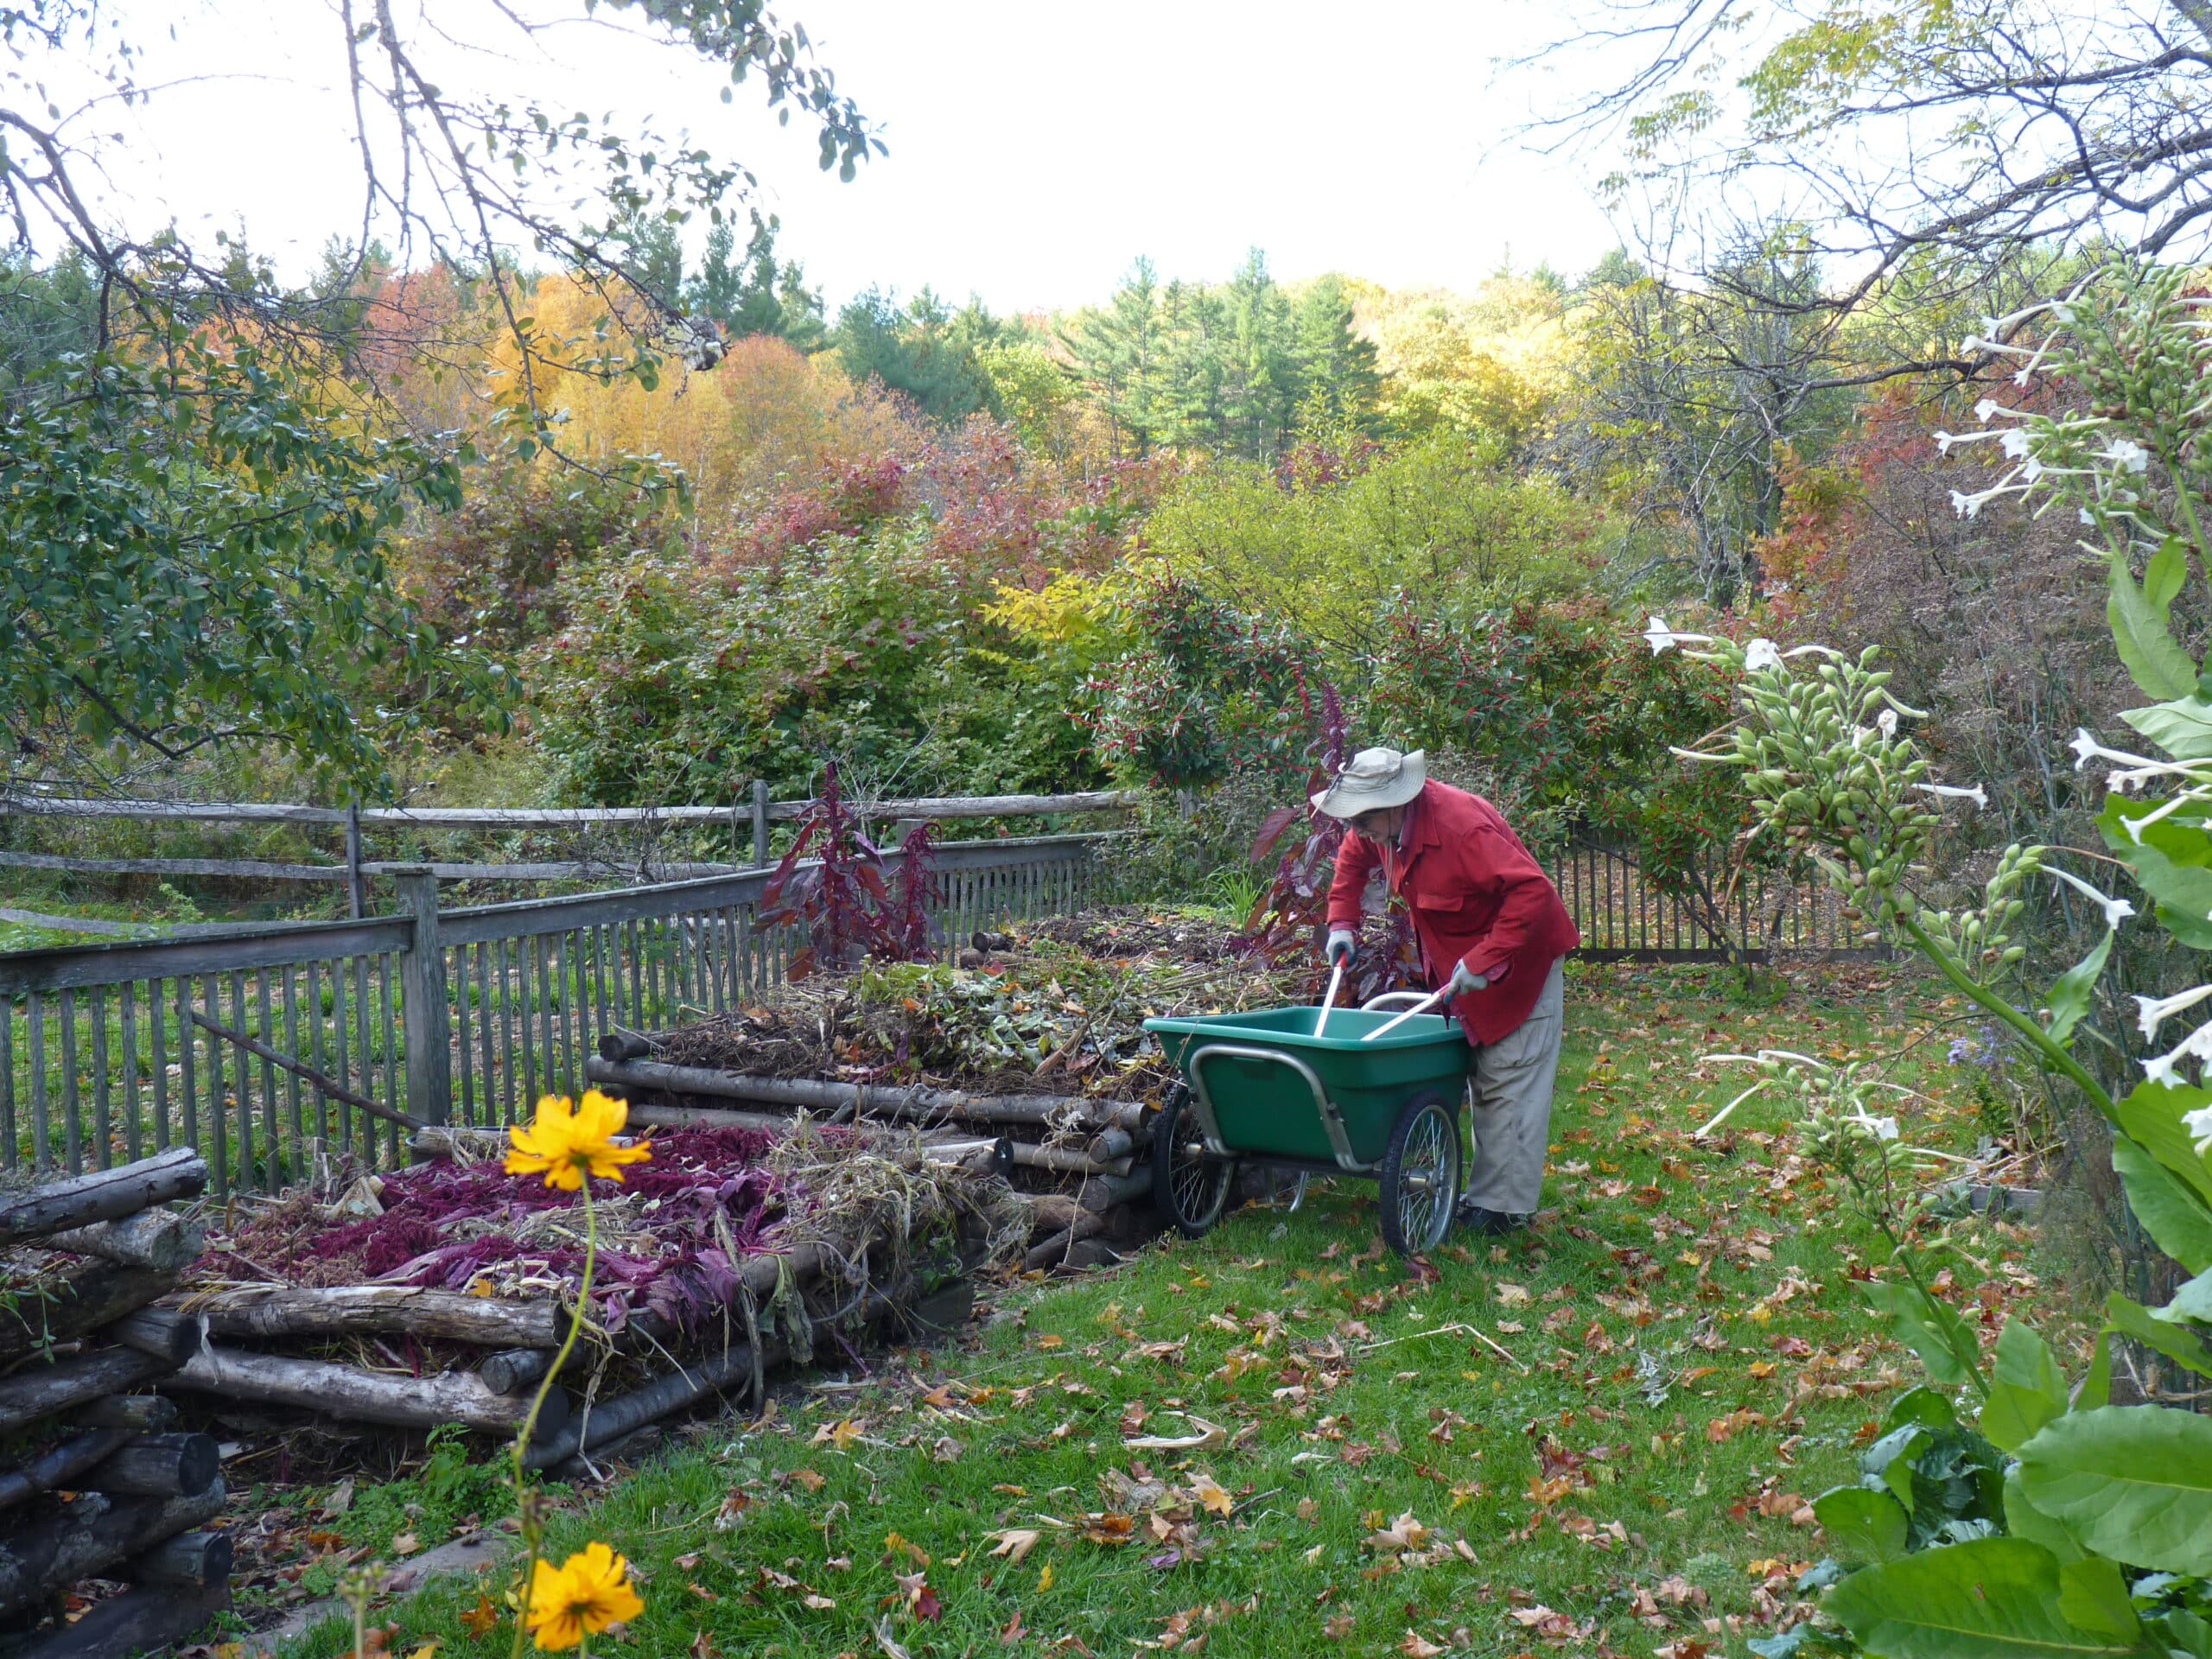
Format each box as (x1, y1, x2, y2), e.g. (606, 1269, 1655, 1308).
(1463, 957, 1564, 1216)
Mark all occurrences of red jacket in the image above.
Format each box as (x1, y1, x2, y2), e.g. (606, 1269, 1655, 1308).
(1326, 781, 1579, 1045)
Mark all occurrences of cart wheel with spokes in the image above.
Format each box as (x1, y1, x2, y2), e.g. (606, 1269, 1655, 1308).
(1378, 1089, 1462, 1256)
(1152, 1081, 1235, 1237)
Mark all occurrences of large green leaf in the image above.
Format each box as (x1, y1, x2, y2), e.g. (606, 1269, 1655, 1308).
(2113, 1134, 2212, 1274)
(2002, 1465, 2082, 1564)
(2122, 694, 2212, 760)
(1980, 1319, 2069, 1452)
(2105, 1293, 2212, 1380)
(2016, 1404, 2212, 1573)
(1862, 1279, 1981, 1387)
(2047, 930, 2116, 1047)
(1823, 1538, 2152, 1659)
(2109, 538, 2199, 702)
(1813, 1484, 1910, 1562)
(2099, 797, 2212, 950)
(2057, 1557, 2140, 1642)
(2158, 1266, 2212, 1325)
(2112, 1081, 2212, 1209)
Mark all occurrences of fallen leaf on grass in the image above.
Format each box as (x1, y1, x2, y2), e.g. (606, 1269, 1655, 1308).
(1324, 1614, 1356, 1640)
(1363, 1512, 1431, 1553)
(715, 1490, 752, 1529)
(1402, 1634, 1447, 1658)
(390, 1532, 419, 1557)
(874, 1616, 916, 1659)
(931, 1435, 963, 1463)
(989, 1529, 1042, 1564)
(787, 1468, 827, 1493)
(1037, 1333, 1065, 1350)
(812, 1418, 866, 1451)
(804, 1593, 836, 1610)
(459, 1596, 498, 1637)
(1122, 1414, 1230, 1452)
(1190, 1477, 1234, 1517)
(1495, 1283, 1531, 1307)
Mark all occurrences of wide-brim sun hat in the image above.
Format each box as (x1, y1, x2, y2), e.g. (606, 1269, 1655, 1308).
(1310, 747, 1427, 817)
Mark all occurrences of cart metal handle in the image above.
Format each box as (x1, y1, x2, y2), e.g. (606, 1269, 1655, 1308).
(1359, 990, 1433, 1012)
(1184, 1042, 1372, 1173)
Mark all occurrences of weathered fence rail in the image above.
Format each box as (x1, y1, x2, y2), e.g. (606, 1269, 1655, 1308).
(0, 834, 1114, 1190)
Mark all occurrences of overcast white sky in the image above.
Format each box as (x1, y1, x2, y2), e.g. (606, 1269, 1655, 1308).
(71, 1, 1629, 313)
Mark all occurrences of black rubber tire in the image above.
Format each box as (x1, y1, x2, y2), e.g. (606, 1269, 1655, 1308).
(1377, 1089, 1462, 1257)
(1152, 1082, 1234, 1237)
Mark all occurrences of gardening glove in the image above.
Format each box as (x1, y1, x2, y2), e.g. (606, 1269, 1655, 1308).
(1446, 959, 1490, 998)
(1324, 929, 1358, 967)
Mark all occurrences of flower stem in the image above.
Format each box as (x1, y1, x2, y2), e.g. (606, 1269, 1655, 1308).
(510, 1180, 597, 1659)
(1896, 914, 2116, 1123)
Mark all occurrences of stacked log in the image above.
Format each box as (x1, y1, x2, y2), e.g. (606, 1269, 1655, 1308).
(580, 1053, 1160, 1270)
(0, 1152, 233, 1656)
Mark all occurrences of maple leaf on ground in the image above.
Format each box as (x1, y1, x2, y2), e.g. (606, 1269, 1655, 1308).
(812, 1417, 866, 1451)
(1324, 1613, 1357, 1639)
(458, 1596, 498, 1637)
(1402, 1633, 1448, 1658)
(689, 1631, 717, 1659)
(1190, 1476, 1235, 1517)
(988, 1528, 1041, 1564)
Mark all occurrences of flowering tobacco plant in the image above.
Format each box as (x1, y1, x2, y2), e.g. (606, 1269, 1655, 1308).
(1661, 260, 2212, 1659)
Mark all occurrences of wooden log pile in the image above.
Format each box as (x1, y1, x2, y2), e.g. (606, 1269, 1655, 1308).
(583, 1042, 1161, 1272)
(153, 1117, 1030, 1478)
(0, 1152, 235, 1656)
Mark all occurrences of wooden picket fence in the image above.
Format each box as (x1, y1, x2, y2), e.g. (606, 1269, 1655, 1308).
(0, 835, 1110, 1192)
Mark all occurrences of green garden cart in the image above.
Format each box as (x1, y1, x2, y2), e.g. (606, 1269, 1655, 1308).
(1141, 992, 1475, 1256)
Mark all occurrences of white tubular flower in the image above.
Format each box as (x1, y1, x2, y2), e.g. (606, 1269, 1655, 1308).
(2101, 438, 2151, 474)
(1913, 782, 1988, 809)
(2049, 866, 2136, 931)
(2186, 1103, 2212, 1156)
(2070, 729, 2171, 774)
(1743, 638, 1783, 672)
(1975, 397, 2023, 421)
(1876, 709, 1898, 739)
(1999, 428, 2033, 459)
(1644, 616, 1714, 654)
(2133, 982, 2212, 1042)
(1845, 1113, 1901, 1141)
(2145, 1015, 2212, 1088)
(1669, 745, 1743, 765)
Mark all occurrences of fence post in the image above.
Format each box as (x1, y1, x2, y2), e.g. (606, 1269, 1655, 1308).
(751, 779, 770, 868)
(345, 803, 367, 919)
(394, 866, 451, 1127)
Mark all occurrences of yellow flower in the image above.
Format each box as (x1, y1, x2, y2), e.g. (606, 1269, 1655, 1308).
(505, 1090, 652, 1191)
(525, 1541, 644, 1650)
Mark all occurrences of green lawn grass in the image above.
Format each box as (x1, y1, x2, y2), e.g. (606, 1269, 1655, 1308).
(262, 959, 2079, 1659)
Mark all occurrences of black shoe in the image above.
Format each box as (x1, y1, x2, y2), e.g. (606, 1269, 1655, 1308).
(1456, 1202, 1526, 1236)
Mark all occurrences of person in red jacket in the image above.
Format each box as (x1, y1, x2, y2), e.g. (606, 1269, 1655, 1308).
(1314, 747, 1580, 1233)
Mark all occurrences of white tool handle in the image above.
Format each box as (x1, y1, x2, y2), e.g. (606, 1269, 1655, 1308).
(1363, 985, 1450, 1040)
(1313, 959, 1345, 1038)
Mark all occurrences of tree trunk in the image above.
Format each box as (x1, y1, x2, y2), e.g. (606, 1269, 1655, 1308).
(99, 1306, 205, 1366)
(126, 1527, 232, 1590)
(0, 1428, 130, 1516)
(69, 1394, 177, 1433)
(583, 1058, 1124, 1132)
(166, 1345, 569, 1439)
(83, 1433, 219, 1499)
(0, 1478, 225, 1618)
(42, 1210, 206, 1272)
(0, 1261, 179, 1364)
(173, 1285, 563, 1347)
(1024, 1211, 1108, 1271)
(0, 1348, 173, 1435)
(4, 1581, 229, 1658)
(475, 1348, 556, 1396)
(0, 1150, 206, 1245)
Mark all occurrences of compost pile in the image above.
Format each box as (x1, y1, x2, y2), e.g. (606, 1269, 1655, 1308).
(652, 909, 1308, 1098)
(155, 1117, 1027, 1476)
(208, 1126, 788, 1340)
